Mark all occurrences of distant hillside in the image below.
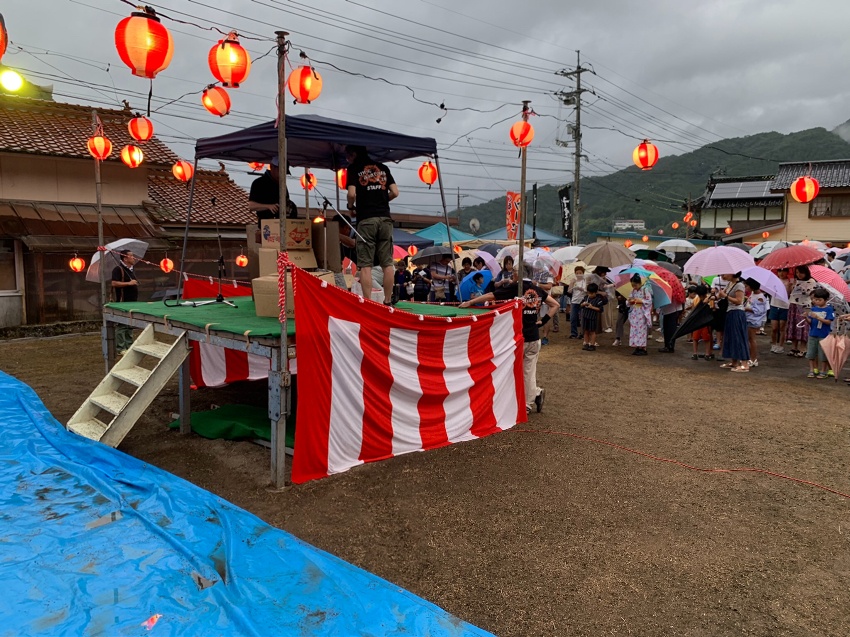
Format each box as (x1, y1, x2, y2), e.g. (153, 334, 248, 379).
(457, 127, 850, 242)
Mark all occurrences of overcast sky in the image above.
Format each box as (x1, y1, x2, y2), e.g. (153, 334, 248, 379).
(5, 0, 850, 222)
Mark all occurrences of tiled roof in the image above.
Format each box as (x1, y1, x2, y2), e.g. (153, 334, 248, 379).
(0, 95, 179, 165)
(146, 168, 252, 225)
(771, 160, 850, 190)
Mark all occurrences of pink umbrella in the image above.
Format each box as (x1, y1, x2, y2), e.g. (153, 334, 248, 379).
(809, 265, 850, 301)
(760, 244, 823, 270)
(819, 333, 850, 382)
(393, 245, 409, 260)
(475, 250, 500, 277)
(683, 246, 755, 277)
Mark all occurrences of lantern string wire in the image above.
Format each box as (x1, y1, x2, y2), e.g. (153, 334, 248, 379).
(116, 0, 272, 41)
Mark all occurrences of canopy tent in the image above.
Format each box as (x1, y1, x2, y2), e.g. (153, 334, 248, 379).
(415, 222, 477, 244)
(393, 228, 434, 250)
(477, 224, 570, 248)
(195, 114, 438, 169)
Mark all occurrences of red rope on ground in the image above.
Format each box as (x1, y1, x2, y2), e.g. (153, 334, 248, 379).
(511, 428, 850, 500)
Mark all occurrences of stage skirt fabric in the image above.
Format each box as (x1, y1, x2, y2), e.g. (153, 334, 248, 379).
(722, 310, 750, 361)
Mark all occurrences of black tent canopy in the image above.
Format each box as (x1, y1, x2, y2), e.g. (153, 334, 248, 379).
(195, 114, 438, 169)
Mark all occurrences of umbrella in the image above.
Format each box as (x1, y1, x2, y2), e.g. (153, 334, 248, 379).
(576, 242, 635, 268)
(814, 281, 850, 315)
(476, 243, 502, 257)
(86, 238, 149, 283)
(759, 244, 823, 270)
(749, 240, 795, 261)
(393, 245, 409, 260)
(643, 264, 686, 304)
(819, 332, 850, 382)
(740, 266, 789, 303)
(656, 239, 697, 253)
(653, 260, 684, 277)
(627, 244, 649, 251)
(560, 261, 588, 286)
(412, 245, 453, 265)
(804, 240, 829, 252)
(615, 274, 672, 309)
(525, 248, 561, 278)
(633, 248, 671, 262)
(809, 265, 850, 301)
(475, 250, 500, 277)
(683, 246, 755, 277)
(551, 245, 585, 263)
(834, 247, 850, 258)
(724, 243, 751, 251)
(452, 249, 477, 271)
(671, 302, 714, 341)
(495, 244, 519, 265)
(458, 270, 492, 301)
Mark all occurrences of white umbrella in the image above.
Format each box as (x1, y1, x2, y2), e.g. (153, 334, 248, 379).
(683, 246, 755, 277)
(656, 239, 697, 253)
(551, 245, 585, 263)
(627, 244, 649, 251)
(86, 238, 149, 283)
(804, 240, 829, 252)
(749, 240, 794, 261)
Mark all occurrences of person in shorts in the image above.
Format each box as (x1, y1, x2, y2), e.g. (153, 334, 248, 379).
(346, 145, 399, 305)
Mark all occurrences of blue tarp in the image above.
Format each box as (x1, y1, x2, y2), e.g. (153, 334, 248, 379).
(414, 223, 477, 245)
(195, 114, 437, 170)
(477, 224, 570, 248)
(0, 371, 492, 637)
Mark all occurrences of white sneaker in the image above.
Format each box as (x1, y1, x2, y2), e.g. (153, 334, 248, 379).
(604, 328, 613, 333)
(748, 359, 758, 367)
(774, 347, 784, 354)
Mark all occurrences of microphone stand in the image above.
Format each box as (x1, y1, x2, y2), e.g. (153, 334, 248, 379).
(182, 196, 238, 308)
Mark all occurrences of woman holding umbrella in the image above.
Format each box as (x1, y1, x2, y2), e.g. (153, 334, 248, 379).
(787, 265, 815, 358)
(717, 272, 750, 372)
(627, 274, 653, 355)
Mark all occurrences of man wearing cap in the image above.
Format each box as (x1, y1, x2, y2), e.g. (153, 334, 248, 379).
(248, 157, 297, 226)
(345, 145, 399, 305)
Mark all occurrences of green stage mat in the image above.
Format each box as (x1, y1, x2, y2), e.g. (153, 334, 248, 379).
(106, 298, 486, 339)
(168, 404, 296, 448)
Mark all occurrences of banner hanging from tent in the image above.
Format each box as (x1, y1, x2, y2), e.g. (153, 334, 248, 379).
(558, 185, 572, 240)
(291, 268, 525, 484)
(506, 192, 521, 240)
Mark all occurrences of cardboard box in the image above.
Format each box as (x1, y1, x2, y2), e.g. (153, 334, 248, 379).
(259, 222, 281, 248)
(253, 270, 336, 317)
(285, 218, 312, 250)
(285, 248, 317, 269)
(258, 248, 279, 277)
(246, 223, 261, 255)
(311, 221, 341, 272)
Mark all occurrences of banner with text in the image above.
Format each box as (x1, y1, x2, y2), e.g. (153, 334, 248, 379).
(558, 185, 572, 240)
(506, 192, 521, 240)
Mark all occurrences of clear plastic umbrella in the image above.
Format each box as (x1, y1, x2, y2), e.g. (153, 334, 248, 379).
(86, 238, 149, 283)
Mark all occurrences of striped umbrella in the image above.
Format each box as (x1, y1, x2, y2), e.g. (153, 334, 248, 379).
(809, 265, 850, 301)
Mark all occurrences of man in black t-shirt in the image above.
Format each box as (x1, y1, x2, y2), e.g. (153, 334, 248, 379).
(111, 249, 139, 354)
(345, 145, 399, 304)
(248, 157, 297, 227)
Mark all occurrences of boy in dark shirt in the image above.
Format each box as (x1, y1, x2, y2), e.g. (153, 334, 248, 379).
(580, 283, 608, 351)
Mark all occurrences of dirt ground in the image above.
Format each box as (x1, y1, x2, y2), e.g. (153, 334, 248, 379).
(3, 320, 850, 637)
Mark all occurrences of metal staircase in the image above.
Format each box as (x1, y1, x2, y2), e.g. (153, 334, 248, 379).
(68, 325, 190, 447)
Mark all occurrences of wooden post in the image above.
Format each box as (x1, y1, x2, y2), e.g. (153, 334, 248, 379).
(93, 110, 109, 375)
(517, 101, 531, 283)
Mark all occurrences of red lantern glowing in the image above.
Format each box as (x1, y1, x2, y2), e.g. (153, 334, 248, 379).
(235, 253, 249, 268)
(127, 116, 153, 142)
(336, 168, 347, 190)
(633, 139, 659, 170)
(202, 86, 231, 117)
(791, 176, 820, 204)
(287, 66, 323, 103)
(0, 14, 8, 65)
(689, 220, 698, 228)
(624, 240, 633, 248)
(208, 33, 251, 88)
(762, 231, 770, 239)
(69, 255, 85, 273)
(407, 245, 418, 257)
(114, 10, 174, 79)
(172, 160, 194, 182)
(248, 162, 265, 172)
(120, 144, 144, 168)
(160, 257, 174, 273)
(87, 136, 112, 160)
(418, 161, 438, 188)
(300, 172, 316, 190)
(724, 227, 733, 235)
(684, 211, 693, 222)
(641, 235, 649, 242)
(453, 245, 463, 254)
(671, 222, 679, 230)
(509, 121, 534, 148)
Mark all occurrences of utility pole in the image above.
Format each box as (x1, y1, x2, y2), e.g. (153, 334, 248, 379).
(556, 51, 591, 245)
(456, 187, 468, 214)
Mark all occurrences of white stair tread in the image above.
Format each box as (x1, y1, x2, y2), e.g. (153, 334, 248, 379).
(112, 365, 151, 386)
(134, 341, 171, 359)
(68, 417, 110, 441)
(90, 391, 130, 416)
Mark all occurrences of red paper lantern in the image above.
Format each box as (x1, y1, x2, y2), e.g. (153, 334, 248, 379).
(172, 160, 194, 182)
(633, 139, 659, 170)
(689, 220, 697, 227)
(791, 176, 820, 204)
(114, 10, 174, 79)
(202, 86, 231, 117)
(0, 14, 10, 65)
(87, 135, 112, 160)
(624, 240, 633, 248)
(418, 161, 438, 187)
(762, 232, 770, 239)
(407, 245, 418, 257)
(453, 245, 463, 254)
(120, 144, 144, 168)
(724, 227, 733, 235)
(160, 257, 174, 273)
(208, 33, 251, 88)
(300, 172, 316, 190)
(248, 162, 265, 172)
(287, 66, 323, 103)
(235, 253, 249, 268)
(69, 256, 85, 273)
(641, 235, 649, 242)
(684, 211, 693, 222)
(336, 168, 347, 190)
(671, 222, 679, 230)
(127, 116, 153, 142)
(509, 121, 534, 148)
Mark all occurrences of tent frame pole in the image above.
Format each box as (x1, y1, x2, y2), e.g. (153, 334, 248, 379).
(175, 158, 200, 302)
(433, 153, 461, 293)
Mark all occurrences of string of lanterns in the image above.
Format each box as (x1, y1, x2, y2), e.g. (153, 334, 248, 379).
(69, 245, 254, 276)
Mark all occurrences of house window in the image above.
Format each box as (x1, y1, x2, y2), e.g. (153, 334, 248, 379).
(809, 195, 850, 218)
(0, 239, 16, 291)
